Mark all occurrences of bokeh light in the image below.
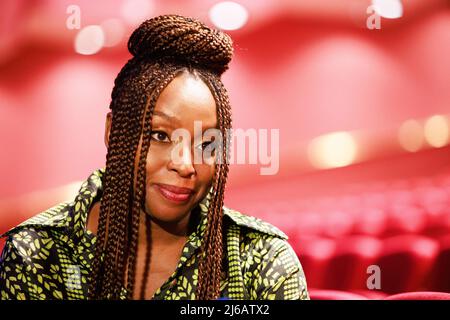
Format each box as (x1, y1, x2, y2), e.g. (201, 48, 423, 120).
(424, 115, 449, 148)
(307, 132, 358, 169)
(398, 119, 424, 152)
(74, 25, 105, 55)
(209, 1, 248, 30)
(372, 0, 403, 19)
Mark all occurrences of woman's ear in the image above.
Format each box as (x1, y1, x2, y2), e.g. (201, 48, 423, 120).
(104, 112, 112, 148)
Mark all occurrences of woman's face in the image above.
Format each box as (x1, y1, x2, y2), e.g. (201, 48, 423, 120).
(107, 71, 217, 225)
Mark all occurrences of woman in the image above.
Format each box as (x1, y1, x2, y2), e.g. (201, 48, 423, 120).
(0, 14, 308, 300)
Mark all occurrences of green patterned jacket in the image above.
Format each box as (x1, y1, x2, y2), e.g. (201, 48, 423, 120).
(0, 169, 309, 300)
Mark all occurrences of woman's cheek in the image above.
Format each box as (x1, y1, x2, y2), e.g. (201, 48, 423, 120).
(196, 163, 215, 194)
(146, 145, 169, 173)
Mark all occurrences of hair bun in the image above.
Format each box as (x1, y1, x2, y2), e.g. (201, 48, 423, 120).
(128, 14, 233, 75)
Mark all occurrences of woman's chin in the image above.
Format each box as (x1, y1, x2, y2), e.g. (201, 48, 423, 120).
(144, 202, 192, 224)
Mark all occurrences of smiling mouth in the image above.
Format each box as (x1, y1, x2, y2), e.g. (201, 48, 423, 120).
(155, 184, 193, 203)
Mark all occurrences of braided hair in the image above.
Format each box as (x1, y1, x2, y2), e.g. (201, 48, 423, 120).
(88, 14, 234, 300)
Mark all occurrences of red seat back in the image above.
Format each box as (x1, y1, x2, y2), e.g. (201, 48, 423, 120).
(428, 235, 450, 292)
(325, 236, 382, 290)
(375, 235, 439, 293)
(296, 236, 336, 289)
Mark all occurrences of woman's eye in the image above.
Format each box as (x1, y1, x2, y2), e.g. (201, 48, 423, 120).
(150, 131, 170, 143)
(197, 141, 214, 151)
(203, 141, 212, 149)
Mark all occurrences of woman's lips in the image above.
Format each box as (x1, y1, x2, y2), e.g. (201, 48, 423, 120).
(155, 184, 193, 203)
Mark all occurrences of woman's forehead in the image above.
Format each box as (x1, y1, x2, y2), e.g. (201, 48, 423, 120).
(153, 73, 217, 128)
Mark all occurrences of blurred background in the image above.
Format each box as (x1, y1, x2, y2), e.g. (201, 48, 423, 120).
(1, 0, 450, 299)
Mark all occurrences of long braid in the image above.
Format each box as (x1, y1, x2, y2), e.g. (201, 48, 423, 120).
(139, 214, 152, 300)
(109, 72, 151, 297)
(195, 71, 232, 299)
(88, 105, 128, 297)
(114, 66, 165, 296)
(88, 14, 234, 300)
(103, 80, 140, 297)
(126, 66, 179, 298)
(90, 63, 154, 298)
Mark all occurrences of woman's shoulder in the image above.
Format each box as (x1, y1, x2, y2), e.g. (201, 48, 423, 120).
(221, 207, 309, 300)
(0, 201, 83, 282)
(222, 206, 299, 270)
(0, 201, 87, 300)
(1, 201, 73, 240)
(0, 201, 76, 263)
(222, 206, 288, 240)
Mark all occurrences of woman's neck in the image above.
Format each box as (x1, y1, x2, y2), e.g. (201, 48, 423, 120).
(138, 210, 191, 247)
(86, 201, 191, 247)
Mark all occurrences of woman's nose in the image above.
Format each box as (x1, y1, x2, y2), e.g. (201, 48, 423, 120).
(168, 140, 196, 177)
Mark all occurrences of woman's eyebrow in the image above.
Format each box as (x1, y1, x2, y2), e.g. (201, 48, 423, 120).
(153, 110, 180, 123)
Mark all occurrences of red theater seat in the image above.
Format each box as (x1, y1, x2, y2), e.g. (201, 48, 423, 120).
(295, 237, 336, 289)
(352, 208, 387, 237)
(422, 205, 450, 237)
(324, 236, 382, 290)
(416, 185, 450, 236)
(428, 235, 450, 293)
(322, 210, 355, 238)
(375, 235, 439, 293)
(309, 289, 369, 300)
(384, 291, 450, 300)
(383, 204, 427, 237)
(293, 211, 324, 238)
(263, 212, 301, 245)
